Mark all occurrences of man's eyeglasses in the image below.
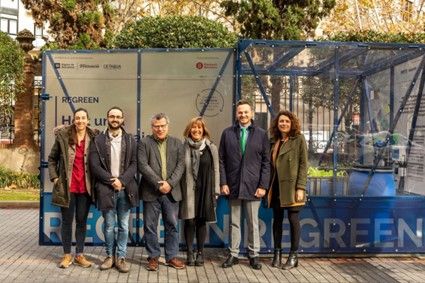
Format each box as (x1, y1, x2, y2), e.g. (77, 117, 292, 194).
(108, 115, 123, 119)
(152, 124, 168, 129)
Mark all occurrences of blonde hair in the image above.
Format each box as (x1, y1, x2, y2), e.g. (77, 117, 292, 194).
(183, 117, 211, 139)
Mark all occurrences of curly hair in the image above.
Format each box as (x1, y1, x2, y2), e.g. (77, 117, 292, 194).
(269, 110, 301, 140)
(183, 117, 211, 140)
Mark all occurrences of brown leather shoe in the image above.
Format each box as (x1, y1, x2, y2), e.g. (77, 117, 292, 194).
(166, 257, 186, 269)
(147, 257, 159, 271)
(100, 256, 114, 270)
(115, 257, 130, 273)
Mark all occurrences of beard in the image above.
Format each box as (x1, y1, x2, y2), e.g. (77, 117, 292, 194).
(108, 121, 122, 130)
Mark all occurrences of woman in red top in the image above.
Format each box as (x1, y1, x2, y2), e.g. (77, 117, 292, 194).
(48, 108, 97, 268)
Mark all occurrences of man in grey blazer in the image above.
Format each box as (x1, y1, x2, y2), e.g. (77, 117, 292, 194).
(138, 113, 185, 271)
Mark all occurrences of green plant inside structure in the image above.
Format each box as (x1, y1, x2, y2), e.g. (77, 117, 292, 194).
(0, 166, 39, 189)
(308, 167, 347, 178)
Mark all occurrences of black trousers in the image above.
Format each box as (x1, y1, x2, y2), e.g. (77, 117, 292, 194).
(184, 218, 207, 252)
(272, 206, 301, 252)
(60, 192, 91, 254)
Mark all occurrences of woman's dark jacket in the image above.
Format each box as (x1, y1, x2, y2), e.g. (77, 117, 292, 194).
(48, 125, 97, 208)
(89, 128, 138, 211)
(219, 121, 270, 200)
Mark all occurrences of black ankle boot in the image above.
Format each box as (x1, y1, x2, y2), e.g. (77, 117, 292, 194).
(271, 249, 282, 268)
(282, 251, 298, 270)
(195, 250, 204, 266)
(186, 251, 195, 266)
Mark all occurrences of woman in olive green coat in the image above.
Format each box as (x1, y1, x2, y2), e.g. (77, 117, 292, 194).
(267, 110, 307, 269)
(48, 108, 97, 269)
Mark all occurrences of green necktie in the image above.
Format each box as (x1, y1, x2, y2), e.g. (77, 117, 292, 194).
(240, 127, 247, 155)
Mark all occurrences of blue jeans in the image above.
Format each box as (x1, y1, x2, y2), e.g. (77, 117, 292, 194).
(143, 194, 179, 261)
(102, 190, 131, 259)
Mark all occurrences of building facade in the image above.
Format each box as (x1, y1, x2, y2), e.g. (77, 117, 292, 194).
(0, 0, 45, 48)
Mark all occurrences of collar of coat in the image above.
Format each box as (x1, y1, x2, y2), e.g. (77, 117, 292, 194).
(54, 125, 98, 139)
(232, 120, 256, 132)
(271, 134, 301, 165)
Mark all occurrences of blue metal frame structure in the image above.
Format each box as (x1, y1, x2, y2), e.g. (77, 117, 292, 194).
(237, 39, 425, 192)
(361, 56, 425, 193)
(407, 61, 425, 157)
(318, 79, 360, 167)
(39, 52, 48, 245)
(38, 42, 425, 253)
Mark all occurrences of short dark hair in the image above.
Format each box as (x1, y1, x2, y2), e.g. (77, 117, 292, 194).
(107, 106, 124, 117)
(236, 99, 253, 110)
(73, 107, 89, 120)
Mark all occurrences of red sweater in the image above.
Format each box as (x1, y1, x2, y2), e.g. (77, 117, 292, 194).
(70, 139, 87, 194)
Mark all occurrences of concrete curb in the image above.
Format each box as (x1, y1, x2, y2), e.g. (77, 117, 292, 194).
(0, 201, 39, 209)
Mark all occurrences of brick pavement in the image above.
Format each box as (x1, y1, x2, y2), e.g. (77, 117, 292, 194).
(0, 208, 424, 282)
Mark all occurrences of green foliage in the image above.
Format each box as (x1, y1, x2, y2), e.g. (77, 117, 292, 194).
(221, 0, 336, 40)
(327, 31, 425, 44)
(0, 166, 39, 189)
(308, 167, 347, 178)
(115, 16, 237, 48)
(103, 29, 115, 49)
(78, 11, 101, 26)
(62, 0, 77, 12)
(0, 32, 23, 85)
(72, 33, 100, 50)
(0, 32, 24, 120)
(22, 0, 114, 49)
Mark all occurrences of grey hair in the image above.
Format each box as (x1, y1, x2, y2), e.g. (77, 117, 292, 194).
(151, 113, 170, 125)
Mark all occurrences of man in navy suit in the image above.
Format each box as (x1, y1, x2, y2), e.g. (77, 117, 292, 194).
(219, 99, 270, 270)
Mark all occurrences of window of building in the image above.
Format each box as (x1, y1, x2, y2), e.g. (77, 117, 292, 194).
(34, 24, 43, 38)
(0, 18, 8, 33)
(0, 17, 17, 35)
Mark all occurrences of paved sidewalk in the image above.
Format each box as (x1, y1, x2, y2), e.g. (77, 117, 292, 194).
(1, 209, 425, 283)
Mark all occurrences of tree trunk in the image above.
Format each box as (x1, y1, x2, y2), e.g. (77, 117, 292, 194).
(270, 76, 282, 116)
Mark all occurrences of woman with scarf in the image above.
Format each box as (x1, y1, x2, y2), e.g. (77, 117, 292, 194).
(179, 117, 219, 266)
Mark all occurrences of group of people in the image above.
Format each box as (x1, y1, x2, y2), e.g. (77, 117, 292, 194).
(48, 99, 308, 273)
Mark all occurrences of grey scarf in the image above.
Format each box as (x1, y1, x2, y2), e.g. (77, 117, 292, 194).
(185, 137, 206, 182)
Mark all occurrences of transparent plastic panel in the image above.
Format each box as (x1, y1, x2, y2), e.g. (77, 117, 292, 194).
(240, 45, 292, 71)
(285, 46, 336, 68)
(393, 56, 425, 195)
(241, 43, 425, 198)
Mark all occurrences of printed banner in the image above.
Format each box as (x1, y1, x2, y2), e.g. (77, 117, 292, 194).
(41, 194, 425, 253)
